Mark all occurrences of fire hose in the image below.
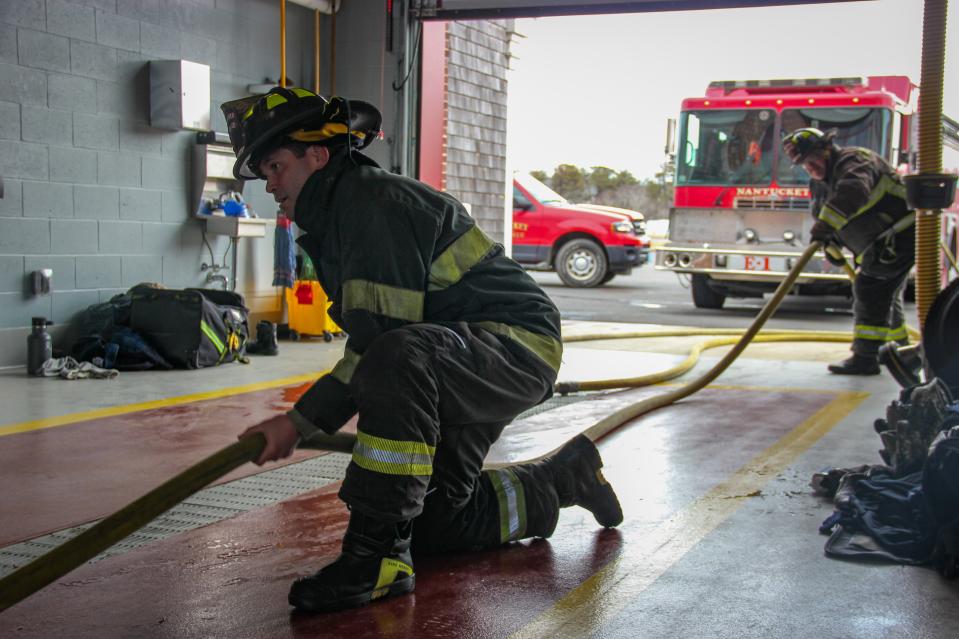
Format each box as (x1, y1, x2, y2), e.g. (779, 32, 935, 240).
(0, 240, 841, 612)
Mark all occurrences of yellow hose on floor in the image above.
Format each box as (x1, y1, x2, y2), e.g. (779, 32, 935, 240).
(554, 240, 920, 394)
(555, 332, 850, 394)
(495, 240, 827, 463)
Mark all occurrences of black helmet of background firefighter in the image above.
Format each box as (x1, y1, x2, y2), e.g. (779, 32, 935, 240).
(220, 87, 382, 180)
(782, 127, 838, 165)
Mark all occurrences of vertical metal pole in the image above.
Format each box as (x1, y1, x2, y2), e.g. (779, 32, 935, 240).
(330, 4, 337, 93)
(231, 238, 238, 291)
(280, 0, 287, 87)
(914, 0, 948, 328)
(314, 9, 321, 93)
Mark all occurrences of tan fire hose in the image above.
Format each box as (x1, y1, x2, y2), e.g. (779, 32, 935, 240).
(0, 242, 833, 611)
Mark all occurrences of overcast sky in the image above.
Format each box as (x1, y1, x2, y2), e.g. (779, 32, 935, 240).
(505, 0, 959, 181)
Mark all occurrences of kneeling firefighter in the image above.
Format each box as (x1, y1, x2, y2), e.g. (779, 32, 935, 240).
(782, 127, 916, 376)
(222, 87, 623, 613)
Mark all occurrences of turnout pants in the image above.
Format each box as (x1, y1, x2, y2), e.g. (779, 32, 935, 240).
(852, 228, 915, 358)
(337, 322, 562, 554)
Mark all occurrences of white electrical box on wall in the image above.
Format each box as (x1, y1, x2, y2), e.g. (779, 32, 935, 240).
(149, 60, 211, 131)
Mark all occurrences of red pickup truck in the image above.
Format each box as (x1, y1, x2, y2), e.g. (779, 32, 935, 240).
(511, 173, 650, 287)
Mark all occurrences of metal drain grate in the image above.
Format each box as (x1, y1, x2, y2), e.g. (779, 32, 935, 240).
(516, 391, 605, 419)
(0, 452, 351, 578)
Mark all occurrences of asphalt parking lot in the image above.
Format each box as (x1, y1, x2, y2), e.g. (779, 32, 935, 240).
(528, 254, 916, 334)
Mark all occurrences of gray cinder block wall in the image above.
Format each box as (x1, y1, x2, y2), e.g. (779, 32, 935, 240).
(443, 19, 513, 242)
(0, 0, 398, 369)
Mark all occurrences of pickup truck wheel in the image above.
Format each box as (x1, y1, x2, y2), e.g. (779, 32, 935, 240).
(555, 239, 608, 287)
(691, 274, 726, 309)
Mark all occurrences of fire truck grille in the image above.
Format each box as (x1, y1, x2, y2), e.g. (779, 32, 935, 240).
(735, 198, 810, 211)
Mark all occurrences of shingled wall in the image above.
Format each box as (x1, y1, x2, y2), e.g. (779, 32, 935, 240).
(443, 19, 514, 243)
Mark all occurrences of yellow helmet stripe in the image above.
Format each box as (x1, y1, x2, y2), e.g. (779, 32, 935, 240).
(289, 123, 365, 142)
(265, 93, 288, 110)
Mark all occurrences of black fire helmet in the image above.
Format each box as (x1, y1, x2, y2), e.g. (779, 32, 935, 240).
(781, 127, 838, 165)
(220, 86, 382, 180)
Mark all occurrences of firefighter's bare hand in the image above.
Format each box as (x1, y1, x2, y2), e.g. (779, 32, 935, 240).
(239, 415, 300, 465)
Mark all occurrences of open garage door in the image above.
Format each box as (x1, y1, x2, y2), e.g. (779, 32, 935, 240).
(410, 0, 875, 248)
(411, 0, 864, 20)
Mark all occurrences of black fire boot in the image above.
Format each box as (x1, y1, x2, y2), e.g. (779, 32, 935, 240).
(288, 511, 415, 613)
(246, 320, 278, 356)
(827, 354, 880, 376)
(547, 434, 623, 528)
(878, 342, 923, 388)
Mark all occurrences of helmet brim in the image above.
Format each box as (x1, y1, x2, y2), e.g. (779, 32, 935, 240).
(231, 103, 329, 180)
(340, 99, 383, 151)
(232, 99, 383, 180)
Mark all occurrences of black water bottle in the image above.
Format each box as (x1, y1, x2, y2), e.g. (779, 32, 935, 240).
(27, 316, 52, 376)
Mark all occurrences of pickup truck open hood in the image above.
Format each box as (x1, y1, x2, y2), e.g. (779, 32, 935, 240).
(574, 203, 645, 222)
(547, 203, 636, 223)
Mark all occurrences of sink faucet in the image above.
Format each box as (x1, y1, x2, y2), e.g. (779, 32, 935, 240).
(201, 262, 230, 290)
(205, 271, 229, 289)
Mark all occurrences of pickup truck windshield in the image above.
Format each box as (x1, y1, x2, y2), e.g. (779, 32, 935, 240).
(777, 107, 892, 185)
(676, 109, 775, 186)
(515, 173, 568, 205)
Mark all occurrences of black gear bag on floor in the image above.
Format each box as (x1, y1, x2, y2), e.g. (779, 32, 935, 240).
(129, 288, 250, 369)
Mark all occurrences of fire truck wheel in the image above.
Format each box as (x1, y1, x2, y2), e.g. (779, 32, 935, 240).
(555, 238, 608, 288)
(600, 271, 617, 285)
(691, 274, 726, 309)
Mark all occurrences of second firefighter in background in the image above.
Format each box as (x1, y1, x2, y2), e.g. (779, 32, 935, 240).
(783, 127, 915, 376)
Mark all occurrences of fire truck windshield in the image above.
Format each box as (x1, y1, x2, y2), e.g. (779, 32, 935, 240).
(777, 107, 892, 185)
(676, 107, 892, 188)
(676, 109, 776, 187)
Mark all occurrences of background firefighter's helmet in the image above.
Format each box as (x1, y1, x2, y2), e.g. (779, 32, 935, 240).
(220, 87, 382, 180)
(782, 127, 837, 165)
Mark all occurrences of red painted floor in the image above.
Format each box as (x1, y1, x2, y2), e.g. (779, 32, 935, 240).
(0, 382, 326, 546)
(0, 385, 838, 637)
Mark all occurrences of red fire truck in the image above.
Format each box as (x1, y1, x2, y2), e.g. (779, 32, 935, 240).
(656, 75, 958, 308)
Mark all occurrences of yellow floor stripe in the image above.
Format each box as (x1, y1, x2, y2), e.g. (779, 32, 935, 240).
(0, 370, 329, 438)
(510, 390, 869, 639)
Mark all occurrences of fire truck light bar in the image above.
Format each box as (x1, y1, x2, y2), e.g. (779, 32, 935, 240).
(708, 77, 866, 93)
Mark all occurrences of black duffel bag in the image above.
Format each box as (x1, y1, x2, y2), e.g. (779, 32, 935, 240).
(129, 287, 250, 369)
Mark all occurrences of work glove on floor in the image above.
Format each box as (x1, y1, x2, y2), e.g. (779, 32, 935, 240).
(546, 434, 623, 528)
(828, 354, 880, 376)
(288, 510, 415, 613)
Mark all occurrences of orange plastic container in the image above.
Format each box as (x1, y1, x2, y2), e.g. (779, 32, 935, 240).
(285, 280, 342, 341)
